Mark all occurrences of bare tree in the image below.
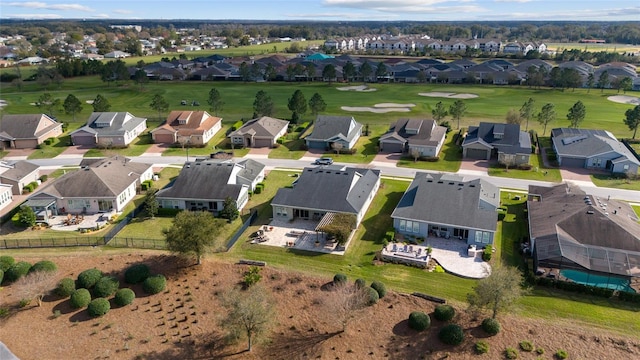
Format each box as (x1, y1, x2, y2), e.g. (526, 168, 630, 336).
(331, 142, 343, 155)
(15, 271, 58, 307)
(321, 282, 369, 333)
(410, 148, 421, 162)
(219, 285, 275, 352)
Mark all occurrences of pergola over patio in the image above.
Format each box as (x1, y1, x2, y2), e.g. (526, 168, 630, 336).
(24, 198, 57, 224)
(315, 212, 337, 232)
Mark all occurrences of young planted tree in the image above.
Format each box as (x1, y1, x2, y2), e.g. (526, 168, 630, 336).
(322, 64, 337, 84)
(624, 105, 640, 139)
(597, 70, 610, 92)
(150, 94, 169, 121)
(431, 101, 448, 123)
(253, 90, 274, 118)
(143, 188, 159, 218)
(163, 211, 223, 265)
(219, 285, 275, 352)
(505, 109, 522, 125)
(566, 100, 586, 128)
(467, 263, 528, 319)
(63, 94, 83, 121)
(410, 148, 421, 162)
(287, 90, 307, 123)
(15, 270, 58, 307)
(537, 103, 556, 135)
(519, 98, 536, 131)
(308, 93, 327, 118)
(323, 281, 369, 333)
(207, 88, 224, 116)
(92, 94, 111, 112)
(331, 142, 343, 155)
(449, 100, 467, 129)
(220, 197, 239, 221)
(17, 206, 36, 227)
(619, 77, 633, 94)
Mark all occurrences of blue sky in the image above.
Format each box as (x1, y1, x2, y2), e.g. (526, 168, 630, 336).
(2, 0, 639, 21)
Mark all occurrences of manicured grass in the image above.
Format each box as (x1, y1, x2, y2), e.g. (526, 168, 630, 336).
(154, 166, 181, 190)
(397, 131, 462, 172)
(488, 152, 562, 182)
(591, 174, 640, 191)
(160, 124, 249, 158)
(81, 132, 154, 158)
(494, 192, 529, 267)
(47, 167, 78, 179)
(545, 42, 640, 54)
(321, 134, 378, 164)
(27, 135, 71, 159)
(269, 123, 314, 160)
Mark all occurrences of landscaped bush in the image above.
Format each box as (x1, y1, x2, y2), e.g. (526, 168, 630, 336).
(231, 120, 244, 131)
(535, 277, 615, 298)
(519, 340, 534, 352)
(88, 298, 110, 317)
(29, 260, 57, 273)
(481, 318, 501, 336)
(124, 264, 151, 284)
(618, 291, 640, 303)
(5, 261, 32, 283)
(157, 208, 182, 216)
(354, 278, 366, 289)
(333, 273, 347, 285)
(0, 270, 3, 285)
(70, 288, 92, 309)
(39, 174, 48, 182)
(475, 340, 490, 354)
(370, 281, 387, 298)
(364, 287, 379, 306)
(143, 274, 167, 295)
(408, 311, 431, 331)
(93, 276, 120, 298)
(434, 304, 456, 321)
(505, 347, 519, 359)
(0, 256, 15, 271)
(438, 324, 464, 345)
(482, 246, 493, 262)
(114, 288, 136, 306)
(55, 278, 76, 297)
(517, 163, 533, 170)
(76, 268, 103, 289)
(555, 349, 568, 359)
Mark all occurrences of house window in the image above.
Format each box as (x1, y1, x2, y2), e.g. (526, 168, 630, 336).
(474, 231, 491, 244)
(624, 164, 630, 170)
(68, 199, 90, 210)
(399, 220, 420, 234)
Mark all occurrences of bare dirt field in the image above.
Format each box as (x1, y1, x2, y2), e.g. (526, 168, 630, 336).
(608, 95, 640, 105)
(1, 252, 639, 360)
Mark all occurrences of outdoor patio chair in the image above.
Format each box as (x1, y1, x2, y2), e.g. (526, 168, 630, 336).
(392, 244, 398, 252)
(409, 245, 414, 253)
(416, 248, 422, 255)
(403, 244, 408, 252)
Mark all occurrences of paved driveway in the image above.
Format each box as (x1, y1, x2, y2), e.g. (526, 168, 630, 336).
(560, 168, 596, 184)
(373, 152, 401, 164)
(56, 145, 92, 158)
(457, 159, 490, 176)
(2, 148, 35, 160)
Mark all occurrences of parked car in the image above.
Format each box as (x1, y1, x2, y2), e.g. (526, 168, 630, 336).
(314, 157, 334, 165)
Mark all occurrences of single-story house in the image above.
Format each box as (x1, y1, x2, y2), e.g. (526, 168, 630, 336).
(26, 157, 153, 221)
(0, 160, 39, 195)
(305, 115, 362, 151)
(151, 110, 222, 146)
(70, 112, 147, 147)
(271, 166, 380, 226)
(156, 159, 265, 214)
(0, 114, 63, 149)
(551, 128, 639, 174)
(228, 116, 289, 148)
(462, 122, 532, 165)
(391, 173, 499, 246)
(0, 184, 13, 213)
(528, 183, 640, 286)
(379, 119, 447, 157)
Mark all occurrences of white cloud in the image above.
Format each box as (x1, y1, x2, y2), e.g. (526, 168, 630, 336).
(113, 9, 133, 15)
(498, 6, 640, 20)
(494, 0, 534, 3)
(5, 2, 92, 12)
(322, 0, 482, 14)
(5, 13, 63, 19)
(286, 12, 400, 19)
(92, 14, 111, 18)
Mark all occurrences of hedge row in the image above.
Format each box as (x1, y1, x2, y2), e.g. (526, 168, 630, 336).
(535, 277, 615, 298)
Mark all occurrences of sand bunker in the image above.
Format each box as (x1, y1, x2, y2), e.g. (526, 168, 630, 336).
(608, 95, 640, 106)
(341, 106, 412, 113)
(85, 100, 94, 104)
(336, 85, 377, 92)
(0, 100, 7, 109)
(374, 103, 416, 108)
(419, 92, 478, 99)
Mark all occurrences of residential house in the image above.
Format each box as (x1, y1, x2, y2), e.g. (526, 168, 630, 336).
(0, 184, 13, 213)
(151, 110, 222, 146)
(0, 160, 39, 195)
(104, 51, 130, 58)
(391, 173, 499, 246)
(70, 112, 147, 147)
(551, 128, 639, 174)
(0, 114, 63, 149)
(379, 119, 447, 157)
(156, 159, 265, 214)
(305, 115, 362, 150)
(462, 122, 532, 165)
(271, 166, 380, 226)
(479, 39, 502, 53)
(228, 116, 289, 148)
(528, 183, 640, 287)
(26, 157, 153, 221)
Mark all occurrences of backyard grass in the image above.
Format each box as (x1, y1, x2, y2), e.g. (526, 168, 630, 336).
(591, 174, 640, 191)
(494, 191, 529, 267)
(488, 151, 562, 182)
(397, 131, 463, 172)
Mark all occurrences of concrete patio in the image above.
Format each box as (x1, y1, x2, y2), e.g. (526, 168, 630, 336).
(420, 237, 491, 279)
(48, 212, 116, 232)
(250, 219, 352, 255)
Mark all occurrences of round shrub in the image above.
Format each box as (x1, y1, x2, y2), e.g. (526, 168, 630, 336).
(475, 340, 490, 354)
(114, 288, 135, 306)
(354, 278, 366, 289)
(481, 318, 501, 336)
(88, 298, 110, 317)
(70, 288, 92, 309)
(555, 349, 568, 359)
(124, 263, 150, 284)
(29, 260, 57, 273)
(408, 311, 431, 331)
(55, 278, 76, 297)
(93, 276, 119, 298)
(0, 255, 15, 272)
(505, 347, 519, 359)
(434, 304, 456, 322)
(370, 281, 387, 298)
(143, 274, 167, 295)
(519, 340, 534, 352)
(365, 287, 379, 306)
(4, 261, 32, 283)
(76, 268, 103, 289)
(333, 273, 347, 285)
(438, 324, 464, 346)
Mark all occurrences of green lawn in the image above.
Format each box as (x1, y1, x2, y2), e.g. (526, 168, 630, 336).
(591, 174, 640, 191)
(494, 191, 529, 267)
(160, 124, 249, 158)
(488, 151, 562, 182)
(321, 134, 379, 164)
(81, 132, 154, 158)
(397, 131, 463, 172)
(27, 135, 71, 159)
(269, 123, 314, 160)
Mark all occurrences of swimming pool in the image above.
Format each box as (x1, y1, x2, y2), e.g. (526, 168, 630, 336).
(560, 269, 634, 292)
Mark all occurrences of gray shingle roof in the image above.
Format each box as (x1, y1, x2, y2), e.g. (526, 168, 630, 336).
(551, 128, 640, 164)
(391, 173, 498, 232)
(236, 159, 266, 183)
(306, 116, 362, 143)
(380, 119, 447, 147)
(228, 116, 289, 138)
(0, 160, 39, 181)
(71, 112, 146, 137)
(0, 113, 62, 139)
(156, 161, 245, 201)
(271, 167, 380, 214)
(463, 122, 531, 154)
